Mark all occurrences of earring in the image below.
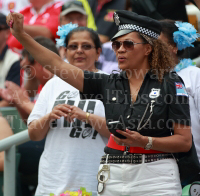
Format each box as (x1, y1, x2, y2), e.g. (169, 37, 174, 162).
(173, 48, 178, 54)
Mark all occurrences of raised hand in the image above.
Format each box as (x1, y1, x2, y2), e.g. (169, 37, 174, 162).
(6, 11, 24, 36)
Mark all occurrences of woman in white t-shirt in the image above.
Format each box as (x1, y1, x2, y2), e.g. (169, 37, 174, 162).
(28, 25, 109, 196)
(160, 20, 200, 183)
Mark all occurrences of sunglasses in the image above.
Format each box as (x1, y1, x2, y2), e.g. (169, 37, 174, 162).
(112, 40, 146, 52)
(61, 1, 84, 11)
(67, 44, 96, 51)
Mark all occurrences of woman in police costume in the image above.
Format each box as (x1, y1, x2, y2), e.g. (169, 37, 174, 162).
(7, 10, 191, 195)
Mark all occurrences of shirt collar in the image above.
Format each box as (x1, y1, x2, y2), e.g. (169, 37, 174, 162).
(116, 69, 157, 80)
(30, 0, 55, 16)
(0, 45, 8, 61)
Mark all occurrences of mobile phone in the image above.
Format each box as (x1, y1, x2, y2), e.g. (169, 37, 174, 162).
(107, 121, 126, 139)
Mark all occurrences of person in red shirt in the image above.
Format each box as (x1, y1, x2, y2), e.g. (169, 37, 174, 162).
(7, 0, 62, 50)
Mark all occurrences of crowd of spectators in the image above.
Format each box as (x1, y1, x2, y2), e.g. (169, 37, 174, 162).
(0, 0, 200, 195)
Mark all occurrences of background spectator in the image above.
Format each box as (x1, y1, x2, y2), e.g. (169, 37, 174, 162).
(59, 0, 96, 59)
(0, 13, 20, 107)
(60, 0, 96, 30)
(88, 0, 126, 43)
(28, 25, 109, 196)
(0, 37, 56, 122)
(60, 1, 88, 27)
(0, 36, 59, 196)
(129, 0, 200, 59)
(58, 0, 119, 74)
(7, 0, 62, 51)
(160, 20, 200, 170)
(97, 41, 118, 73)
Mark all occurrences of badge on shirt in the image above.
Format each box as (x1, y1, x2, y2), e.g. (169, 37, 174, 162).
(149, 88, 160, 99)
(175, 82, 188, 97)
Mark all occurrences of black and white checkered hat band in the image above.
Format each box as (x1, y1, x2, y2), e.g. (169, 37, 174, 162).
(119, 24, 159, 39)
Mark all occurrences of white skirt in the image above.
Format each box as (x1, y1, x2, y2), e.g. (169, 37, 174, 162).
(97, 155, 182, 196)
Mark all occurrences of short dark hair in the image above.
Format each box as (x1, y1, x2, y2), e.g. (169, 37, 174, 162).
(159, 19, 184, 57)
(64, 26, 102, 50)
(22, 36, 59, 64)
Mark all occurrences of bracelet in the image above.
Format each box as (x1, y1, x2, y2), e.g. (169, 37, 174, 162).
(86, 112, 90, 124)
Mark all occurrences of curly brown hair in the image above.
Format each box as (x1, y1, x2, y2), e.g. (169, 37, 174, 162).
(139, 33, 176, 82)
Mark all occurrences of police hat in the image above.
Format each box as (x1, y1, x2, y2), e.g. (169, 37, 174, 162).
(111, 10, 161, 41)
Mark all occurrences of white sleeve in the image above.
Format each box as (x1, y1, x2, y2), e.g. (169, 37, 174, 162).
(194, 86, 200, 122)
(27, 80, 51, 125)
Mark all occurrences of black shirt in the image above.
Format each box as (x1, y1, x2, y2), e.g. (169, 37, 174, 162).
(81, 70, 190, 154)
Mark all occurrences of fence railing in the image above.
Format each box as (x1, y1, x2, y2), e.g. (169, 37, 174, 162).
(0, 130, 30, 196)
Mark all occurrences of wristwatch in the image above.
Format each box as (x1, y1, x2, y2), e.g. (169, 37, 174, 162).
(144, 137, 153, 150)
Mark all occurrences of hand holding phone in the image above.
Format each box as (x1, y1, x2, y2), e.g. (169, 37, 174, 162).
(107, 121, 126, 139)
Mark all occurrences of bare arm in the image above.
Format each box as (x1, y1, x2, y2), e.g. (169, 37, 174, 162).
(0, 117, 13, 171)
(149, 124, 192, 152)
(28, 113, 51, 141)
(15, 101, 34, 123)
(24, 25, 53, 39)
(28, 104, 71, 141)
(113, 123, 192, 153)
(87, 114, 110, 138)
(7, 12, 84, 92)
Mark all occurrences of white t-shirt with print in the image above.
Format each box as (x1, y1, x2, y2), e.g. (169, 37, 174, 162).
(28, 71, 108, 196)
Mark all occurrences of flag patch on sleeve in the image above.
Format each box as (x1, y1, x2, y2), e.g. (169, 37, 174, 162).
(175, 82, 188, 97)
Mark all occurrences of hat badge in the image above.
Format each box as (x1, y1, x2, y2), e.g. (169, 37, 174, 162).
(114, 12, 120, 26)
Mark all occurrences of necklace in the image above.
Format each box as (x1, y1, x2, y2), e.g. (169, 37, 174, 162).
(131, 83, 143, 103)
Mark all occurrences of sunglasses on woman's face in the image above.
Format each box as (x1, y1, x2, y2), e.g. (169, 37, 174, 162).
(67, 44, 96, 51)
(61, 1, 84, 11)
(112, 40, 146, 52)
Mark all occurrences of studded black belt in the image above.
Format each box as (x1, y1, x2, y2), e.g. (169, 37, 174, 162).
(100, 153, 174, 164)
